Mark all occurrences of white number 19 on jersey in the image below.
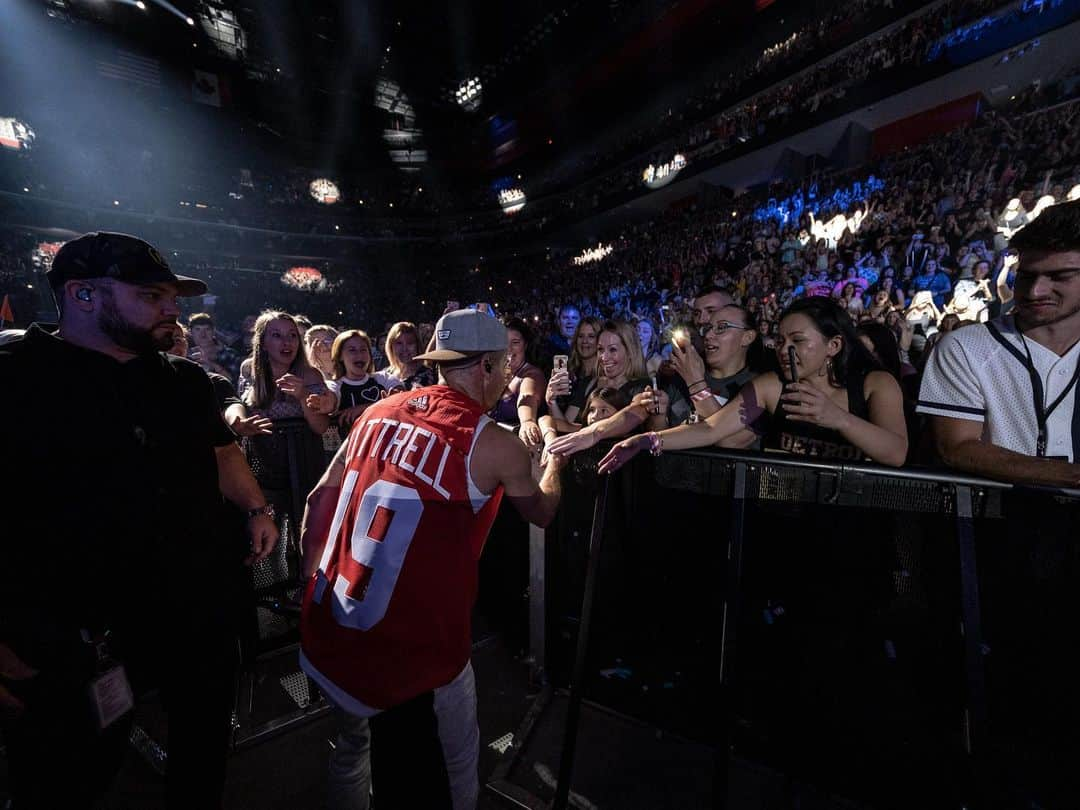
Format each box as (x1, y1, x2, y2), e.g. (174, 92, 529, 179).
(313, 473, 424, 630)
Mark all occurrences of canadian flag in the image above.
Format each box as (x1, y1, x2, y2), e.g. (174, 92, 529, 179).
(192, 70, 228, 107)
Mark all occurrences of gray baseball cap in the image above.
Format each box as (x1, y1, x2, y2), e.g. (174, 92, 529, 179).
(414, 308, 508, 362)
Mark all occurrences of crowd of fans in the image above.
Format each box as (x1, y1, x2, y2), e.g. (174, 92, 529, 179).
(3, 16, 1080, 476)
(8, 91, 1064, 476)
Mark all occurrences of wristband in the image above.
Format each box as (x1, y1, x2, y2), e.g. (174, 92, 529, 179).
(646, 431, 664, 457)
(691, 388, 714, 403)
(686, 379, 706, 390)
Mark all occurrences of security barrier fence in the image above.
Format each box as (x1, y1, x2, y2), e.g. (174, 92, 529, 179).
(489, 445, 1080, 810)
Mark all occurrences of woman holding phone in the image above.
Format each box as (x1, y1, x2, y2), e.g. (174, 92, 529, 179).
(543, 317, 602, 428)
(544, 321, 668, 455)
(593, 298, 907, 470)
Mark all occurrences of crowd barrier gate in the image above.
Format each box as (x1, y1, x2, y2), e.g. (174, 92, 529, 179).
(487, 444, 1080, 810)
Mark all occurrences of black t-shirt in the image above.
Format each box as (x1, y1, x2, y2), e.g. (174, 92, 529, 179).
(333, 375, 391, 430)
(0, 326, 236, 669)
(209, 371, 242, 412)
(764, 371, 870, 461)
(666, 367, 757, 426)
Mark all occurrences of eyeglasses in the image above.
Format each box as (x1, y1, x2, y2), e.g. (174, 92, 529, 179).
(699, 321, 751, 336)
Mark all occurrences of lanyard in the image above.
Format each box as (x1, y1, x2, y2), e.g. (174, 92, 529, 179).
(1017, 329, 1080, 457)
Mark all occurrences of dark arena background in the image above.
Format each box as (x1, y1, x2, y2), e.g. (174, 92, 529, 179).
(3, 0, 1080, 807)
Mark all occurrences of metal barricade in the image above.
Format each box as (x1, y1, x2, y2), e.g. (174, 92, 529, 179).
(488, 446, 1080, 810)
(232, 418, 337, 748)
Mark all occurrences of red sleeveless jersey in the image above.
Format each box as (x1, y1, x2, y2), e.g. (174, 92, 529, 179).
(300, 385, 504, 714)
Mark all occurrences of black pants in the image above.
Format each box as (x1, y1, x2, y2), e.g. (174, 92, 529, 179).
(2, 628, 236, 809)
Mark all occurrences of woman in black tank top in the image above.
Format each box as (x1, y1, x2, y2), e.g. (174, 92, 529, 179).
(598, 298, 908, 471)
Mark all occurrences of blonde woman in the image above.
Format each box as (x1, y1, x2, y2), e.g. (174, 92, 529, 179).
(544, 320, 667, 455)
(381, 321, 436, 390)
(568, 316, 602, 381)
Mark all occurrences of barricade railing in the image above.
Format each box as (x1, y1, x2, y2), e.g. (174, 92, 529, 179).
(230, 418, 338, 748)
(488, 444, 1080, 810)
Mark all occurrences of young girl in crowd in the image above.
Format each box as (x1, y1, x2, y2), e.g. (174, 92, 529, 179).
(583, 386, 631, 425)
(309, 329, 401, 433)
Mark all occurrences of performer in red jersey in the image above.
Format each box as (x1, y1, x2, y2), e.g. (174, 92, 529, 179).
(300, 308, 564, 810)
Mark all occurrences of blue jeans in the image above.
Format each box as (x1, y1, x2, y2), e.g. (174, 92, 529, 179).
(327, 661, 479, 810)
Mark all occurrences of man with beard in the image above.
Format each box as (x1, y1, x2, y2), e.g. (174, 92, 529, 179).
(0, 232, 278, 808)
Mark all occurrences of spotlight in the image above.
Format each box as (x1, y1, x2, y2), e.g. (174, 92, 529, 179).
(136, 0, 146, 9)
(455, 76, 482, 111)
(186, 17, 194, 26)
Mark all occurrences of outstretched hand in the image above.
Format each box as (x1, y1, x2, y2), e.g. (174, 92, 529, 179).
(597, 436, 647, 475)
(231, 413, 274, 437)
(546, 429, 598, 458)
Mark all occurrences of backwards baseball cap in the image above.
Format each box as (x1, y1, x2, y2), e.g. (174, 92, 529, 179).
(47, 232, 207, 297)
(414, 308, 508, 363)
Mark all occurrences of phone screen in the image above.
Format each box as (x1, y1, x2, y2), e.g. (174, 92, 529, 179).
(553, 355, 568, 372)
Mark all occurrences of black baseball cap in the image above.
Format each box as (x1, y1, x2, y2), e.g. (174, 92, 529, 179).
(47, 232, 207, 296)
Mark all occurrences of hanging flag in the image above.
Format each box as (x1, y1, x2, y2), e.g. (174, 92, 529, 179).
(192, 70, 223, 107)
(0, 294, 14, 326)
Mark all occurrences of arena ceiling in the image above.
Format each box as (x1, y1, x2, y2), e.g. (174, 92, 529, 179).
(21, 0, 760, 190)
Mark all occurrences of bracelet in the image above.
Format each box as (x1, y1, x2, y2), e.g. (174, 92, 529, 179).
(246, 504, 276, 521)
(686, 379, 706, 390)
(691, 388, 714, 403)
(646, 431, 664, 457)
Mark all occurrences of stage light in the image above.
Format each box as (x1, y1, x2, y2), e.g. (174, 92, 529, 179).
(113, 200, 119, 206)
(282, 266, 331, 293)
(642, 154, 687, 189)
(0, 118, 35, 153)
(136, 1, 146, 9)
(498, 188, 526, 215)
(573, 243, 613, 266)
(455, 76, 482, 111)
(196, 4, 247, 60)
(309, 178, 340, 204)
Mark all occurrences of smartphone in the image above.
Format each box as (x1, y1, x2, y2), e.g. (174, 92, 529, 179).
(553, 355, 568, 373)
(788, 346, 799, 383)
